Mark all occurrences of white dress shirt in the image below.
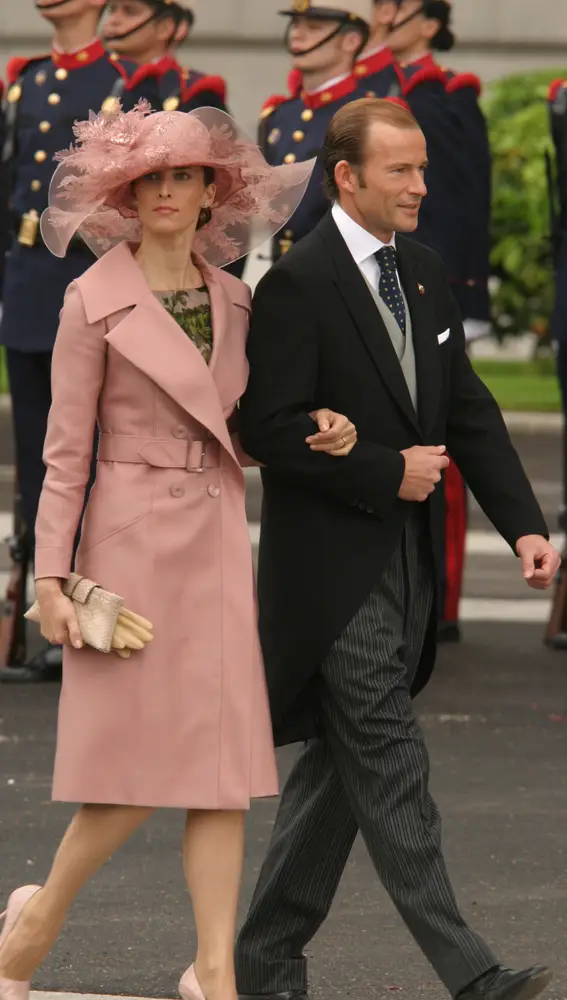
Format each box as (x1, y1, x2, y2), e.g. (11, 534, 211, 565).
(331, 202, 400, 293)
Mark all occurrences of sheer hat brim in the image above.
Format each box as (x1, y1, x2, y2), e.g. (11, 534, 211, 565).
(41, 101, 315, 268)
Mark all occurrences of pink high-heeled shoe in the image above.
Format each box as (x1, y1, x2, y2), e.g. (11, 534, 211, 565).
(0, 885, 42, 1000)
(178, 965, 207, 1000)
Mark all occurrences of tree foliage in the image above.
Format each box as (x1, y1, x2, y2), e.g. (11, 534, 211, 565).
(483, 68, 567, 338)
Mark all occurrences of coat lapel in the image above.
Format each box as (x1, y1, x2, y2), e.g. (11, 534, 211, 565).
(396, 239, 442, 437)
(80, 243, 239, 461)
(317, 215, 421, 436)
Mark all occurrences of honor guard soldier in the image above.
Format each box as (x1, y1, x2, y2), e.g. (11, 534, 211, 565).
(260, 0, 374, 261)
(383, 0, 490, 641)
(0, 0, 160, 683)
(545, 78, 567, 650)
(103, 0, 229, 113)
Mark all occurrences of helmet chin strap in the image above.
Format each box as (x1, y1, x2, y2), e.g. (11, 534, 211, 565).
(387, 1, 425, 35)
(284, 19, 345, 57)
(104, 9, 161, 42)
(35, 0, 79, 9)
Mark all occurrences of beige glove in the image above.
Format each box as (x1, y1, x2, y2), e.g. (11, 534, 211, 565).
(111, 608, 154, 658)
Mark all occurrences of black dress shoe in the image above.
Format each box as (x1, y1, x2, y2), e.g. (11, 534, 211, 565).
(0, 645, 63, 683)
(457, 965, 553, 1000)
(437, 620, 461, 643)
(238, 992, 308, 1000)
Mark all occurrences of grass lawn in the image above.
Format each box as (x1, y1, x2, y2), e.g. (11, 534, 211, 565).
(472, 358, 561, 413)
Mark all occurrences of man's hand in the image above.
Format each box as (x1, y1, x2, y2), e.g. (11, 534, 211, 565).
(515, 535, 561, 590)
(398, 445, 450, 501)
(306, 409, 357, 456)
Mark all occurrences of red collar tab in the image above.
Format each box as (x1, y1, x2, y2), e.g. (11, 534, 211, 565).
(302, 73, 358, 110)
(51, 37, 106, 70)
(152, 53, 181, 76)
(354, 46, 394, 79)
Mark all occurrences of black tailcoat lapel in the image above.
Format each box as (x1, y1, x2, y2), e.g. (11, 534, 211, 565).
(316, 213, 421, 438)
(396, 237, 442, 438)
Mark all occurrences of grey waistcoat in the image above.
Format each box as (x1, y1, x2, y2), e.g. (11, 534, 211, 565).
(361, 271, 418, 412)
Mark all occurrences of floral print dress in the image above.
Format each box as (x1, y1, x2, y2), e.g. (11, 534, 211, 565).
(155, 286, 213, 364)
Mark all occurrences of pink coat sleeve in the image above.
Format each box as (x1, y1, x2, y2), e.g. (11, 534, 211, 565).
(34, 282, 107, 580)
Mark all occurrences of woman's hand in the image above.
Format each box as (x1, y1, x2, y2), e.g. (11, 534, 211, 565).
(306, 409, 357, 456)
(35, 578, 83, 649)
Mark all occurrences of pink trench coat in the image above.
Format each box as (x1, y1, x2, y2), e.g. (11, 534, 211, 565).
(34, 242, 279, 810)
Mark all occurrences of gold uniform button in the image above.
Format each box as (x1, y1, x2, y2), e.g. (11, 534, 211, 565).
(35, 71, 47, 85)
(39, 121, 51, 133)
(48, 93, 61, 105)
(34, 150, 47, 163)
(365, 90, 376, 98)
(7, 84, 22, 103)
(109, 52, 119, 61)
(76, 50, 89, 62)
(31, 180, 42, 192)
(55, 68, 68, 80)
(320, 91, 332, 103)
(301, 108, 313, 121)
(293, 130, 305, 142)
(355, 64, 367, 76)
(284, 153, 296, 164)
(163, 96, 180, 111)
(260, 104, 275, 120)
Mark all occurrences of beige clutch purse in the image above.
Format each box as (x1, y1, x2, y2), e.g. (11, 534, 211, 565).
(25, 573, 153, 657)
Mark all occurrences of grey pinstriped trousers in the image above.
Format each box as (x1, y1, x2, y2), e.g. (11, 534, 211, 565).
(236, 506, 497, 999)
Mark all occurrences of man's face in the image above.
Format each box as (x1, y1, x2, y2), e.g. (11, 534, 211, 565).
(348, 121, 427, 235)
(387, 0, 429, 56)
(287, 16, 360, 74)
(103, 0, 173, 56)
(35, 0, 106, 23)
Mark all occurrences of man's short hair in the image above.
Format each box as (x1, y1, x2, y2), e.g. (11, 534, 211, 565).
(322, 97, 420, 199)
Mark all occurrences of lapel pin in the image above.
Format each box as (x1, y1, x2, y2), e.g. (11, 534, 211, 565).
(418, 283, 425, 295)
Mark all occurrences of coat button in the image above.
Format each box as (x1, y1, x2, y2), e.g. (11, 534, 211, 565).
(207, 485, 220, 498)
(170, 484, 185, 498)
(173, 425, 187, 439)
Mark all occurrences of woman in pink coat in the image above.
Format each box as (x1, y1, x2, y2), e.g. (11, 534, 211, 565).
(0, 104, 358, 1000)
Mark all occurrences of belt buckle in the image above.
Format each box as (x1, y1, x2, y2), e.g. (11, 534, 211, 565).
(186, 440, 206, 473)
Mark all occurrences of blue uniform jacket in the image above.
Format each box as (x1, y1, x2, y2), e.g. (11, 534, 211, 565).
(0, 38, 160, 352)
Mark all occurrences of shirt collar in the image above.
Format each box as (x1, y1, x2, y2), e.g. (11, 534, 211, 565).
(331, 202, 396, 265)
(307, 70, 350, 95)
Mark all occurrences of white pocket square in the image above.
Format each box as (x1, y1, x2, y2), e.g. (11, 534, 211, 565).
(437, 328, 450, 344)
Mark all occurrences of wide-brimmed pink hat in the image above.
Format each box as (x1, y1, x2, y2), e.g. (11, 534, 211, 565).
(41, 100, 315, 267)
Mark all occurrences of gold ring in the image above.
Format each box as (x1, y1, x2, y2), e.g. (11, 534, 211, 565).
(341, 437, 346, 448)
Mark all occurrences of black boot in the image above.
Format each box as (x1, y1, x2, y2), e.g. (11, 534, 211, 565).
(457, 965, 552, 1000)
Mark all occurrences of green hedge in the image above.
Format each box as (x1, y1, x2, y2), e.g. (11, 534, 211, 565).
(484, 68, 567, 339)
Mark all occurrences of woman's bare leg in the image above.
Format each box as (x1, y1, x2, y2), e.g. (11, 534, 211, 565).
(183, 810, 245, 1000)
(0, 804, 153, 980)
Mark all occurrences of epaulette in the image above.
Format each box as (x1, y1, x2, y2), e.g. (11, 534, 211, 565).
(125, 60, 162, 91)
(259, 94, 289, 120)
(181, 74, 226, 104)
(446, 72, 482, 97)
(6, 54, 49, 85)
(402, 64, 447, 96)
(287, 68, 303, 98)
(548, 78, 567, 104)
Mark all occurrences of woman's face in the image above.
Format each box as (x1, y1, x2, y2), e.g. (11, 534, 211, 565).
(133, 167, 216, 238)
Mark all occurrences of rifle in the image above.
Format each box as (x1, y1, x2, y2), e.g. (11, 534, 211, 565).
(0, 486, 30, 668)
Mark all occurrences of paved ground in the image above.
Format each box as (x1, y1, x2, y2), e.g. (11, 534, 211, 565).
(2, 624, 567, 1000)
(1, 408, 567, 1000)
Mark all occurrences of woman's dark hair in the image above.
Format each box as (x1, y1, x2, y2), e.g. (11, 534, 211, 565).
(423, 0, 455, 51)
(197, 166, 215, 229)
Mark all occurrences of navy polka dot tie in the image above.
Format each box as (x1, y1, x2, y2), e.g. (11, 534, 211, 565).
(375, 246, 406, 336)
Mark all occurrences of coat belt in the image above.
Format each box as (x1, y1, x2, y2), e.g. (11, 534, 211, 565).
(97, 433, 220, 472)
